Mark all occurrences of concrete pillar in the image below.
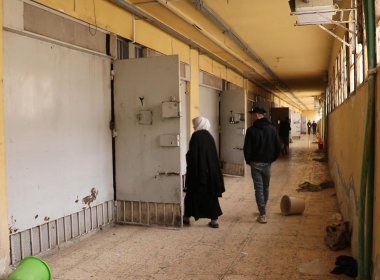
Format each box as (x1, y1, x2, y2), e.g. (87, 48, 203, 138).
(189, 48, 200, 131)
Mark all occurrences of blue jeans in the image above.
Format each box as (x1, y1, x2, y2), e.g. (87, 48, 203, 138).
(250, 162, 271, 215)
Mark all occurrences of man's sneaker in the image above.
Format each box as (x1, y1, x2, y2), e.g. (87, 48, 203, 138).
(257, 215, 267, 224)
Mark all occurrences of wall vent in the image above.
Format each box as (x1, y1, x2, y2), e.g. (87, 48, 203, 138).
(200, 71, 223, 90)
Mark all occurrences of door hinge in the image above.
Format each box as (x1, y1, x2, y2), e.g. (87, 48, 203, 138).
(111, 70, 115, 81)
(112, 129, 118, 138)
(109, 121, 118, 138)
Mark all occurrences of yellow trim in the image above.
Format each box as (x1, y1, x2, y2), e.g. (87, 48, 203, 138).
(199, 55, 212, 74)
(226, 68, 244, 87)
(189, 49, 200, 132)
(32, 0, 246, 84)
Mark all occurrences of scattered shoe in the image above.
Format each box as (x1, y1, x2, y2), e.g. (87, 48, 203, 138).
(257, 215, 267, 224)
(208, 220, 219, 228)
(183, 216, 190, 226)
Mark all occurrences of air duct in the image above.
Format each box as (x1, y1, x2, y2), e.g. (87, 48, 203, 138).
(289, 0, 337, 25)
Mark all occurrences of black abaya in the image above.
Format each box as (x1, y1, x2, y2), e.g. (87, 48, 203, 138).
(184, 130, 225, 220)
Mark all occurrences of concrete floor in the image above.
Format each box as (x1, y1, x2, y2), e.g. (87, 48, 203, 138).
(44, 136, 352, 279)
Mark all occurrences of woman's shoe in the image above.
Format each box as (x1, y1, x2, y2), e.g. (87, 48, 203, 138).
(208, 220, 219, 228)
(183, 216, 190, 225)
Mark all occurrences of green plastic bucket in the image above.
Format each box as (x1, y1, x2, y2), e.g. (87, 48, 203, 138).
(8, 256, 52, 280)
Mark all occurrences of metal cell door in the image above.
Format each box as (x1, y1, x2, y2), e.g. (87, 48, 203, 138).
(199, 86, 220, 154)
(220, 88, 246, 176)
(114, 55, 183, 227)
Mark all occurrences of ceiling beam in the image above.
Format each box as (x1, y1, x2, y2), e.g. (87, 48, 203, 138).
(109, 0, 303, 110)
(191, 0, 309, 110)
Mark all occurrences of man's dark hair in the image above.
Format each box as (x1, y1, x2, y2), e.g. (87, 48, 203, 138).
(252, 107, 266, 114)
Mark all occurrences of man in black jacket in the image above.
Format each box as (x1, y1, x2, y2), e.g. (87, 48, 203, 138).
(244, 107, 282, 224)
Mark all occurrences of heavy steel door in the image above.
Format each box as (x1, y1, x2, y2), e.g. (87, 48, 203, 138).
(220, 88, 245, 176)
(200, 86, 220, 154)
(114, 55, 182, 227)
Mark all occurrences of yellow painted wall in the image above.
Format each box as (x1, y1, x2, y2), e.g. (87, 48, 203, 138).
(0, 0, 10, 275)
(226, 68, 244, 88)
(212, 60, 227, 80)
(302, 110, 318, 122)
(34, 0, 75, 12)
(326, 0, 380, 267)
(198, 55, 228, 81)
(199, 54, 212, 74)
(135, 20, 189, 64)
(374, 74, 380, 276)
(328, 84, 368, 257)
(246, 80, 256, 93)
(189, 48, 200, 131)
(172, 38, 190, 65)
(33, 0, 270, 108)
(35, 0, 134, 40)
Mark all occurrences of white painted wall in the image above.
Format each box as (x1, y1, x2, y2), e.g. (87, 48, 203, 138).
(3, 0, 23, 31)
(301, 115, 307, 134)
(4, 32, 113, 232)
(220, 88, 245, 168)
(199, 86, 220, 153)
(291, 111, 302, 138)
(180, 80, 189, 175)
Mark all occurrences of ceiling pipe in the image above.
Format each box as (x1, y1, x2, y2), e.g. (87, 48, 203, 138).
(358, 0, 376, 278)
(156, 0, 303, 110)
(191, 0, 284, 84)
(109, 0, 301, 110)
(190, 0, 309, 110)
(153, 1, 272, 80)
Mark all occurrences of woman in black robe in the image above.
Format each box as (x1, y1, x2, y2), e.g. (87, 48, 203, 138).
(278, 117, 291, 155)
(183, 117, 225, 228)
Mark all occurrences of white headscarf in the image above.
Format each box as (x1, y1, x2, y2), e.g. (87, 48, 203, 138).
(192, 116, 211, 131)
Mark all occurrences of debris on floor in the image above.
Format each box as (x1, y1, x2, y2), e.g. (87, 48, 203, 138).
(330, 255, 358, 278)
(299, 259, 327, 275)
(296, 180, 334, 192)
(320, 180, 335, 188)
(330, 212, 343, 221)
(312, 157, 327, 162)
(325, 221, 351, 251)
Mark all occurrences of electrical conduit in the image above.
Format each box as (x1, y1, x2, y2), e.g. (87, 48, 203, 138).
(359, 0, 376, 279)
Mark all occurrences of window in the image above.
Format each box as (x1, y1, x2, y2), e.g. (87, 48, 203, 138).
(328, 0, 369, 112)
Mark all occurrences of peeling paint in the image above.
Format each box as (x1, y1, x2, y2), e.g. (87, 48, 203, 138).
(82, 187, 98, 207)
(8, 216, 18, 234)
(330, 161, 360, 254)
(0, 257, 11, 279)
(330, 161, 359, 222)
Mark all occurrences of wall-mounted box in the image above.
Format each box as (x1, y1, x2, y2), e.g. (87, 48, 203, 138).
(162, 101, 180, 118)
(159, 134, 180, 147)
(137, 110, 153, 125)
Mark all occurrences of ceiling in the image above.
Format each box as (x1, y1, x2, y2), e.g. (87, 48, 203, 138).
(124, 0, 336, 111)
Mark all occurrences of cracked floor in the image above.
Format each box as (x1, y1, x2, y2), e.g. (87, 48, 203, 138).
(43, 135, 351, 279)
